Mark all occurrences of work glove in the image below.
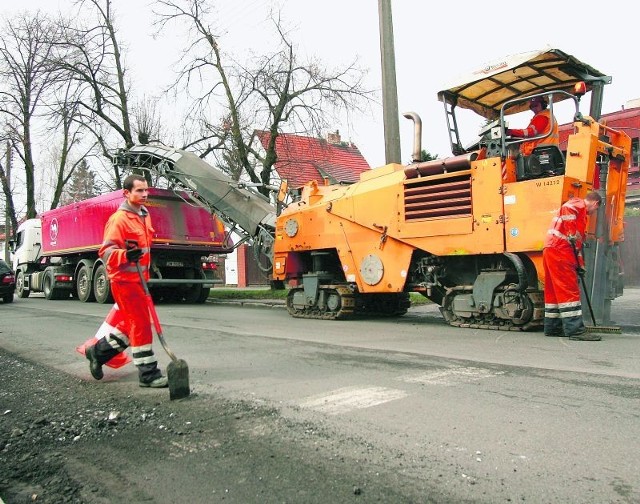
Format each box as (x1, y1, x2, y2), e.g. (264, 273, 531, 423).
(576, 266, 586, 276)
(125, 247, 143, 263)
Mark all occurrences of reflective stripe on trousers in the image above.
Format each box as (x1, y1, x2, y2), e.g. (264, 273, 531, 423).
(111, 281, 161, 382)
(542, 246, 585, 336)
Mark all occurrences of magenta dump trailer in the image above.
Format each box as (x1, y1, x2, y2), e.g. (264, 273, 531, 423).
(12, 188, 232, 303)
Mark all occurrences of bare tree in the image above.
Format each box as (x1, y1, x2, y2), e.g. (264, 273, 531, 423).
(53, 0, 137, 187)
(0, 11, 60, 219)
(45, 79, 97, 209)
(0, 140, 18, 240)
(154, 0, 374, 195)
(134, 96, 166, 145)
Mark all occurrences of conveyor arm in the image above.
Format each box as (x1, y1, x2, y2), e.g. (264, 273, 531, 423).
(112, 144, 277, 268)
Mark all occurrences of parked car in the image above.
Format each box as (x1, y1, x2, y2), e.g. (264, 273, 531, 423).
(0, 259, 16, 303)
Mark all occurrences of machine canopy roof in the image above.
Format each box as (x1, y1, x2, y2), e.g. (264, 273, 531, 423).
(437, 47, 610, 119)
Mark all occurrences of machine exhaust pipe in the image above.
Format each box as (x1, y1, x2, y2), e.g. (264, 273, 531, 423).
(403, 111, 422, 163)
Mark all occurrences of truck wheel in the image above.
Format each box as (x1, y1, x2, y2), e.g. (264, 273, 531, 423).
(76, 265, 95, 303)
(196, 287, 210, 304)
(16, 271, 30, 298)
(184, 285, 210, 304)
(93, 264, 113, 304)
(43, 272, 68, 300)
(3, 294, 14, 303)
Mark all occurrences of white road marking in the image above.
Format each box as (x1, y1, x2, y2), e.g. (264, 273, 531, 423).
(400, 367, 504, 386)
(299, 386, 408, 415)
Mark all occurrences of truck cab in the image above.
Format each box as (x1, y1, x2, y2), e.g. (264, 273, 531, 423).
(12, 219, 42, 271)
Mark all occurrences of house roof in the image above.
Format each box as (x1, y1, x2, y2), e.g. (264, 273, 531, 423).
(255, 131, 370, 188)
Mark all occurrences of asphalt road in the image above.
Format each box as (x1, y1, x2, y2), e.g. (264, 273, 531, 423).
(1, 293, 639, 503)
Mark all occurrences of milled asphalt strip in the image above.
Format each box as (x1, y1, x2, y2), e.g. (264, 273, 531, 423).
(299, 386, 408, 415)
(399, 367, 505, 386)
(297, 367, 504, 415)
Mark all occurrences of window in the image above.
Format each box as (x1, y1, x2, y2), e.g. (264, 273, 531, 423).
(632, 137, 639, 168)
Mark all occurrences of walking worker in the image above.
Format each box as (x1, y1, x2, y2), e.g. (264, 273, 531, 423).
(542, 191, 602, 341)
(85, 174, 168, 387)
(507, 95, 559, 156)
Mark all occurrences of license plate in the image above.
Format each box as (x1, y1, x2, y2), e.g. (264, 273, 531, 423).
(166, 261, 184, 267)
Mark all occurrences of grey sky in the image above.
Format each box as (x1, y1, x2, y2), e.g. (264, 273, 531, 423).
(5, 0, 639, 168)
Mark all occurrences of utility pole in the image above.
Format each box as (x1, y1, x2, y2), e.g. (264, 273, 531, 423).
(4, 141, 10, 263)
(378, 0, 401, 164)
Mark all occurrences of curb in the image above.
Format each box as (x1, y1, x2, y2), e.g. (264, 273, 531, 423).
(209, 299, 286, 308)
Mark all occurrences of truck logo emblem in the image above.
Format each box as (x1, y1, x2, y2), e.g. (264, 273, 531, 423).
(50, 218, 59, 242)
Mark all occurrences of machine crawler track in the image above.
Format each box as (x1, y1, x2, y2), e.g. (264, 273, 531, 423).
(286, 288, 411, 320)
(442, 290, 544, 331)
(287, 285, 356, 320)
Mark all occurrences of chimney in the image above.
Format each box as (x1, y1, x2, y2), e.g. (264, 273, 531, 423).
(625, 98, 640, 109)
(327, 130, 341, 145)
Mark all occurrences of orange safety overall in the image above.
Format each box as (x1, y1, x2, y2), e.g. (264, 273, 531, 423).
(542, 198, 587, 337)
(94, 201, 161, 383)
(510, 109, 559, 155)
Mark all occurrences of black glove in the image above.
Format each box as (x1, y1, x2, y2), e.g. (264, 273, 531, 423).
(125, 247, 143, 263)
(576, 266, 586, 276)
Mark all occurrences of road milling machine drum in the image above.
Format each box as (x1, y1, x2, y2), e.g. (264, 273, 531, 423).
(273, 48, 630, 329)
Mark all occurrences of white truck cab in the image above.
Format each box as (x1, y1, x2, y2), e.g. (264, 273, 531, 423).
(12, 219, 42, 271)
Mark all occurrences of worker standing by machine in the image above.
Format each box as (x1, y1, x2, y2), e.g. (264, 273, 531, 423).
(542, 191, 602, 341)
(85, 174, 168, 387)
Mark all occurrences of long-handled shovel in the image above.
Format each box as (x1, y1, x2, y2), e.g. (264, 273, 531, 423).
(569, 240, 621, 334)
(128, 242, 190, 400)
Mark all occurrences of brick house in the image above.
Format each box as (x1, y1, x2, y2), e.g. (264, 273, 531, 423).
(228, 130, 371, 286)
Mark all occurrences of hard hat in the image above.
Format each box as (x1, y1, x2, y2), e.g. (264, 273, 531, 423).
(529, 95, 548, 106)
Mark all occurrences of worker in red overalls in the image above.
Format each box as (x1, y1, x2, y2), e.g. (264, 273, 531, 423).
(85, 174, 168, 387)
(543, 191, 602, 341)
(507, 95, 559, 155)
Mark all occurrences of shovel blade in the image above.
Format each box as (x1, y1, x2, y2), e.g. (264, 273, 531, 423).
(167, 359, 190, 400)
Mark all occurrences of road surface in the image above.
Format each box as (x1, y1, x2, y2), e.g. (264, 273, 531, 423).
(1, 294, 639, 503)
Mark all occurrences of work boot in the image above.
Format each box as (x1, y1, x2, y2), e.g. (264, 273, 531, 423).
(569, 330, 601, 341)
(85, 345, 104, 380)
(543, 319, 564, 337)
(139, 375, 169, 388)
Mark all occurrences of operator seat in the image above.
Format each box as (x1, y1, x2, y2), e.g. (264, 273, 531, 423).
(517, 144, 565, 180)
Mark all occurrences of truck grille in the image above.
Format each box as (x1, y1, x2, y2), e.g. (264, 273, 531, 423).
(403, 172, 472, 220)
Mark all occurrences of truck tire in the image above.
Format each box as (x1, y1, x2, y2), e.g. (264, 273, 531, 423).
(184, 285, 210, 304)
(93, 264, 113, 304)
(16, 271, 30, 298)
(3, 294, 14, 303)
(196, 287, 211, 304)
(43, 271, 68, 300)
(76, 265, 95, 303)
